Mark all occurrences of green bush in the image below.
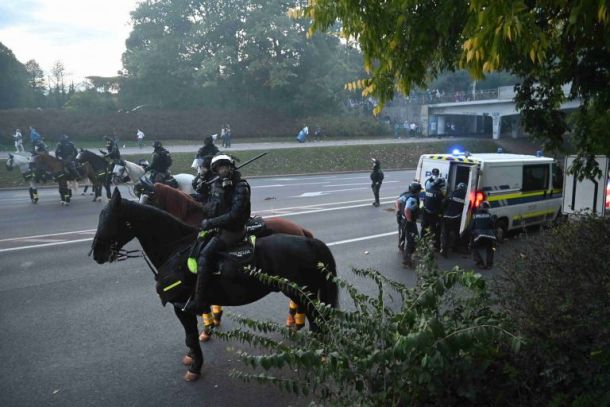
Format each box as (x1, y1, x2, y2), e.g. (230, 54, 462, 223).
(218, 240, 522, 406)
(496, 217, 610, 406)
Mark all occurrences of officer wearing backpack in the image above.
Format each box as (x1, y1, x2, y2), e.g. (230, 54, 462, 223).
(421, 168, 445, 250)
(469, 201, 497, 269)
(401, 182, 422, 268)
(440, 182, 467, 257)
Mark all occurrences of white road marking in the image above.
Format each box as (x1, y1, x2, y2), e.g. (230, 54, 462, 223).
(323, 180, 399, 187)
(291, 187, 367, 198)
(327, 231, 397, 246)
(0, 228, 96, 242)
(0, 238, 94, 253)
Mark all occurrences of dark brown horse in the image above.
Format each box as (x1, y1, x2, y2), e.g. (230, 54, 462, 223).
(30, 152, 96, 205)
(151, 183, 313, 339)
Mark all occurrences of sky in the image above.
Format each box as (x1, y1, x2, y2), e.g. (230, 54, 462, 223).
(0, 0, 140, 84)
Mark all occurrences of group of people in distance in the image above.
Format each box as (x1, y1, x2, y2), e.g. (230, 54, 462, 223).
(371, 159, 497, 270)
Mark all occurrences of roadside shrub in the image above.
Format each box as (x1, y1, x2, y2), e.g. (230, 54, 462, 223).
(496, 216, 610, 406)
(218, 241, 522, 406)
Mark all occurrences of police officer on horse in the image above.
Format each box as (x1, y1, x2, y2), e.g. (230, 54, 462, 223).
(100, 136, 121, 184)
(148, 141, 173, 183)
(191, 154, 214, 203)
(185, 154, 251, 315)
(54, 134, 79, 179)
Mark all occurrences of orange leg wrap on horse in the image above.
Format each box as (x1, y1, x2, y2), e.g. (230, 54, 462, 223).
(212, 305, 223, 326)
(295, 313, 306, 330)
(286, 301, 297, 327)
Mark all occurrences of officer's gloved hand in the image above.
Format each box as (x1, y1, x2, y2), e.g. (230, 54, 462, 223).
(200, 219, 212, 231)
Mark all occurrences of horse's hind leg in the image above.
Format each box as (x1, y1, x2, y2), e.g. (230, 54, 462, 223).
(295, 303, 307, 331)
(174, 306, 203, 381)
(286, 300, 297, 328)
(198, 305, 215, 342)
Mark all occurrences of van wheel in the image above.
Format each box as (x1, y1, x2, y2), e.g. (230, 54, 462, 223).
(496, 218, 508, 243)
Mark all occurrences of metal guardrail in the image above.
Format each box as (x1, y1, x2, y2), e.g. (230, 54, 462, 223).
(387, 89, 499, 106)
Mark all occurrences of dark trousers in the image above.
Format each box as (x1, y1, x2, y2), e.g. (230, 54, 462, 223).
(421, 211, 441, 249)
(371, 182, 381, 205)
(472, 237, 495, 268)
(440, 216, 461, 254)
(403, 221, 418, 260)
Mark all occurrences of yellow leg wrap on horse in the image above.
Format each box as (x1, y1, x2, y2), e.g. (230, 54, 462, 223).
(202, 313, 215, 327)
(295, 313, 306, 329)
(289, 300, 297, 315)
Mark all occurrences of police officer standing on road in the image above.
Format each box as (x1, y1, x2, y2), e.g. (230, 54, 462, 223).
(402, 182, 422, 268)
(469, 201, 497, 269)
(440, 182, 467, 257)
(370, 158, 384, 207)
(421, 168, 445, 250)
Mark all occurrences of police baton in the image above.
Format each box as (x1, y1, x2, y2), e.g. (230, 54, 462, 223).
(205, 152, 268, 184)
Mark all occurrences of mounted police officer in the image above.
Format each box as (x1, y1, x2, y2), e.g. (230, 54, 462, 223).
(54, 134, 79, 179)
(421, 168, 445, 250)
(197, 135, 219, 158)
(191, 154, 214, 203)
(370, 158, 384, 207)
(440, 182, 467, 257)
(469, 201, 497, 269)
(402, 182, 422, 268)
(100, 136, 121, 184)
(185, 154, 251, 315)
(148, 141, 173, 183)
(29, 126, 45, 153)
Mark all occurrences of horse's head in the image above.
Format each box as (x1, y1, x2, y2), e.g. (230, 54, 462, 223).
(76, 148, 86, 162)
(5, 153, 15, 171)
(91, 188, 136, 264)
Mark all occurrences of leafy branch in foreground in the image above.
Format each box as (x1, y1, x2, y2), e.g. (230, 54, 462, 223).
(217, 240, 523, 406)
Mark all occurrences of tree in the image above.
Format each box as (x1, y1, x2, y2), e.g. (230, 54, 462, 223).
(49, 60, 69, 108)
(302, 0, 610, 173)
(0, 42, 30, 108)
(121, 0, 363, 114)
(24, 59, 47, 107)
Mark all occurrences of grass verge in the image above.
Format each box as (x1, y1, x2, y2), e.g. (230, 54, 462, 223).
(0, 140, 499, 188)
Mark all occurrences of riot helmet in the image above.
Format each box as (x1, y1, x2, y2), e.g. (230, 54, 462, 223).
(210, 154, 235, 173)
(480, 201, 491, 209)
(153, 140, 163, 150)
(408, 182, 422, 194)
(456, 182, 467, 191)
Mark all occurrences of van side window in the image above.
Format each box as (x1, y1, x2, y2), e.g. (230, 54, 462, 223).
(552, 163, 563, 189)
(522, 164, 549, 191)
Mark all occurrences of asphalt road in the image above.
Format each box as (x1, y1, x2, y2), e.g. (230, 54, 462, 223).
(0, 170, 515, 406)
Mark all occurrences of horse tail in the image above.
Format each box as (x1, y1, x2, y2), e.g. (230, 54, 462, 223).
(312, 238, 338, 308)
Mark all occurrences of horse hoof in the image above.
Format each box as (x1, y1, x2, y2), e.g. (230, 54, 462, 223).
(199, 331, 211, 342)
(184, 371, 200, 382)
(213, 319, 221, 327)
(182, 354, 193, 366)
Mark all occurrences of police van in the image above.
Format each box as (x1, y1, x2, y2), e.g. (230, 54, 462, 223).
(414, 151, 564, 239)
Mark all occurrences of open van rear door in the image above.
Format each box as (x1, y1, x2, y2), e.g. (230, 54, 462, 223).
(563, 155, 609, 217)
(459, 164, 480, 234)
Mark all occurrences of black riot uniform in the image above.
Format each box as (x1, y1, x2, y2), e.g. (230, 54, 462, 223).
(185, 155, 251, 315)
(100, 136, 121, 184)
(192, 155, 214, 203)
(402, 182, 422, 267)
(54, 135, 79, 179)
(469, 202, 497, 269)
(197, 135, 220, 158)
(440, 183, 467, 257)
(421, 169, 445, 250)
(148, 141, 173, 183)
(370, 158, 384, 207)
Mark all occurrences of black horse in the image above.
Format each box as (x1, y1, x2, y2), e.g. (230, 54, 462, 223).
(76, 149, 112, 201)
(91, 188, 338, 381)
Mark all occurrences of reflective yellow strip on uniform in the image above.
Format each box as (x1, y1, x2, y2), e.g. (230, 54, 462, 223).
(163, 280, 182, 292)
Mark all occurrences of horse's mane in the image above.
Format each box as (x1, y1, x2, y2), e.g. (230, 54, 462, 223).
(80, 149, 108, 168)
(154, 183, 204, 226)
(122, 198, 198, 235)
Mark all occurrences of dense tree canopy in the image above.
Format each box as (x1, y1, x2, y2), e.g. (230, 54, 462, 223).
(0, 42, 31, 109)
(121, 0, 364, 114)
(303, 0, 610, 168)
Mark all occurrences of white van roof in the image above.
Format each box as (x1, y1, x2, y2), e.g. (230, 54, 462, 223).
(420, 153, 554, 164)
